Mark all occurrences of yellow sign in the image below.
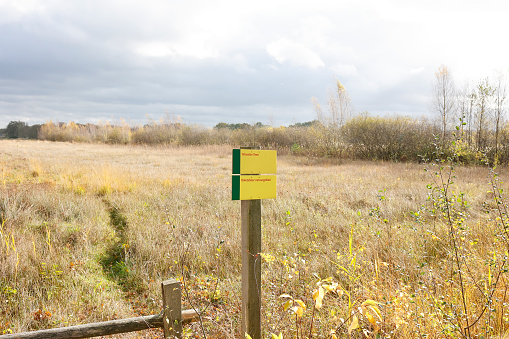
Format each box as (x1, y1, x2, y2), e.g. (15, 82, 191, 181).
(232, 175, 276, 200)
(232, 149, 277, 175)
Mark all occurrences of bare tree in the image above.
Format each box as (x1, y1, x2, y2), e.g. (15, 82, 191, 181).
(312, 80, 354, 145)
(456, 83, 469, 137)
(334, 80, 353, 127)
(466, 89, 476, 146)
(493, 71, 507, 161)
(432, 65, 456, 145)
(327, 87, 340, 133)
(327, 80, 353, 142)
(311, 96, 324, 124)
(475, 78, 495, 150)
(456, 82, 477, 146)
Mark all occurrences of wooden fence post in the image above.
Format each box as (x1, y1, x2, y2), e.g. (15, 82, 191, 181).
(241, 199, 262, 339)
(162, 279, 182, 339)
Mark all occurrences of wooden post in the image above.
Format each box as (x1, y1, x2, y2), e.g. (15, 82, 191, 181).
(241, 199, 262, 339)
(162, 279, 182, 339)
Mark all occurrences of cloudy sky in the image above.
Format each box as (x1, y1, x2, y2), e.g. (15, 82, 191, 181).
(0, 0, 508, 128)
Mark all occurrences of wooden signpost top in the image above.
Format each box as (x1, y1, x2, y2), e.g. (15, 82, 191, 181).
(232, 149, 277, 175)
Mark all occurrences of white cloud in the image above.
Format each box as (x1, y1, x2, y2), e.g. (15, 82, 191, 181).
(266, 38, 324, 69)
(410, 67, 425, 75)
(0, 0, 45, 22)
(134, 40, 219, 59)
(230, 54, 255, 74)
(135, 42, 173, 58)
(331, 63, 358, 77)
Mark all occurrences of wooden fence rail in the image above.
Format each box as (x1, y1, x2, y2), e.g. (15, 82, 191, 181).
(0, 279, 199, 339)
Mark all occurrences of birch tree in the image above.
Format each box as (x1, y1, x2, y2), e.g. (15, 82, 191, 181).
(475, 78, 494, 150)
(312, 80, 353, 145)
(457, 83, 476, 145)
(432, 65, 456, 145)
(311, 96, 324, 124)
(493, 71, 507, 160)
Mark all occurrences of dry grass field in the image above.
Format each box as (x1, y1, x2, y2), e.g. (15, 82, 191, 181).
(1, 139, 509, 338)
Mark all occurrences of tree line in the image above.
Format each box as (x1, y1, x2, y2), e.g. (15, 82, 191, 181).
(432, 65, 507, 162)
(1, 67, 507, 164)
(0, 121, 42, 139)
(0, 114, 463, 163)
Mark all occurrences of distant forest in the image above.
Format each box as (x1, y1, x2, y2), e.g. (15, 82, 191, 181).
(0, 121, 42, 140)
(0, 112, 505, 165)
(2, 66, 507, 164)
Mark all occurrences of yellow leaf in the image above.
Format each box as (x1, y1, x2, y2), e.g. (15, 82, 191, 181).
(367, 305, 382, 321)
(323, 283, 335, 292)
(283, 300, 292, 312)
(245, 334, 253, 339)
(313, 286, 325, 309)
(271, 333, 283, 339)
(348, 315, 359, 335)
(296, 306, 304, 317)
(289, 306, 304, 317)
(295, 299, 306, 310)
(279, 294, 293, 299)
(366, 311, 375, 325)
(260, 252, 276, 263)
(362, 299, 379, 307)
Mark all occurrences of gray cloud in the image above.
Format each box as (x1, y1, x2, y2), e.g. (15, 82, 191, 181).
(1, 0, 508, 128)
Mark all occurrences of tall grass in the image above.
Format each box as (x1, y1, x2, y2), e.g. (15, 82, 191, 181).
(2, 140, 509, 337)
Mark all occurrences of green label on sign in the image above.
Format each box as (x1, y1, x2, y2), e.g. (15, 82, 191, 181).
(232, 175, 277, 200)
(232, 149, 277, 175)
